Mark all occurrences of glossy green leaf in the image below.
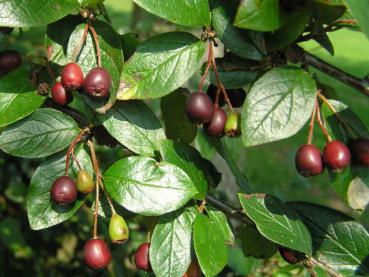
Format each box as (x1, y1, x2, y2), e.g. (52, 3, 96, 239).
(150, 207, 197, 277)
(0, 0, 80, 27)
(27, 146, 92, 230)
(242, 67, 317, 147)
(193, 213, 228, 277)
(0, 108, 80, 158)
(132, 0, 210, 27)
(104, 156, 198, 216)
(161, 89, 197, 144)
(120, 33, 140, 60)
(118, 32, 206, 100)
(206, 205, 234, 244)
(159, 139, 208, 200)
(241, 224, 277, 259)
(234, 0, 284, 32)
(266, 8, 311, 50)
(98, 100, 165, 157)
(291, 202, 369, 276)
(0, 66, 45, 128)
(211, 0, 265, 60)
(209, 66, 257, 89)
(238, 194, 312, 254)
(345, 0, 369, 39)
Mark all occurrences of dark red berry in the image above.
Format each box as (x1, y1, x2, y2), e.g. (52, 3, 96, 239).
(204, 108, 227, 137)
(349, 138, 369, 167)
(295, 144, 324, 177)
(0, 27, 13, 35)
(0, 50, 22, 76)
(61, 63, 84, 91)
(279, 247, 300, 264)
(84, 67, 111, 98)
(228, 88, 246, 108)
(207, 84, 225, 107)
(185, 92, 214, 124)
(51, 82, 72, 105)
(183, 260, 201, 277)
(83, 238, 112, 269)
(323, 140, 351, 170)
(50, 176, 77, 205)
(134, 243, 151, 272)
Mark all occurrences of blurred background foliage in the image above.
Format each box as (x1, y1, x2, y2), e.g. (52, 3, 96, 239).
(0, 0, 368, 276)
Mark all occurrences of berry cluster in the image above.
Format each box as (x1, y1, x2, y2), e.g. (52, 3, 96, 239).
(185, 84, 246, 138)
(0, 49, 22, 77)
(51, 63, 111, 106)
(133, 242, 201, 276)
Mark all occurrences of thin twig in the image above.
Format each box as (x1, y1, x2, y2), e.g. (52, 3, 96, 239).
(89, 23, 101, 67)
(65, 128, 90, 175)
(307, 100, 317, 145)
(98, 179, 116, 215)
(198, 41, 212, 92)
(72, 23, 89, 63)
(317, 90, 357, 138)
(309, 257, 344, 277)
(315, 101, 332, 142)
(88, 140, 100, 239)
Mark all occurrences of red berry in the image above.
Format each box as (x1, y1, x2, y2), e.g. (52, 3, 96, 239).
(134, 243, 151, 272)
(51, 82, 72, 105)
(61, 63, 84, 91)
(204, 108, 227, 137)
(323, 140, 351, 170)
(295, 144, 324, 177)
(279, 247, 300, 264)
(83, 238, 112, 269)
(185, 92, 214, 124)
(0, 50, 22, 76)
(183, 260, 201, 277)
(84, 67, 111, 98)
(349, 138, 369, 167)
(50, 176, 77, 205)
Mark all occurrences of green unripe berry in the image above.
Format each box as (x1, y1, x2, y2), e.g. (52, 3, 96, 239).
(109, 214, 129, 244)
(224, 112, 241, 137)
(76, 170, 94, 193)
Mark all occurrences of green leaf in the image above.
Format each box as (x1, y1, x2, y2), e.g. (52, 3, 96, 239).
(104, 156, 198, 216)
(161, 89, 197, 144)
(159, 139, 208, 200)
(193, 213, 228, 277)
(0, 0, 80, 27)
(47, 19, 123, 110)
(120, 33, 140, 61)
(0, 66, 45, 127)
(238, 194, 312, 254)
(150, 207, 197, 277)
(211, 0, 265, 60)
(0, 108, 80, 158)
(118, 32, 206, 100)
(98, 100, 165, 157)
(241, 225, 278, 259)
(209, 65, 257, 89)
(312, 1, 347, 25)
(345, 0, 369, 39)
(27, 146, 92, 230)
(234, 0, 284, 32)
(206, 205, 234, 244)
(313, 32, 335, 56)
(132, 0, 210, 27)
(290, 202, 369, 276)
(266, 8, 311, 50)
(242, 67, 317, 147)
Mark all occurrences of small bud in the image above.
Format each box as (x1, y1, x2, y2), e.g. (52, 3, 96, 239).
(109, 214, 129, 244)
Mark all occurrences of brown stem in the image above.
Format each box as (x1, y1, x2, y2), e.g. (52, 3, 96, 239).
(315, 101, 332, 142)
(89, 23, 101, 67)
(71, 148, 82, 171)
(98, 179, 116, 215)
(214, 87, 221, 108)
(88, 140, 100, 239)
(304, 51, 369, 97)
(317, 91, 357, 138)
(209, 41, 234, 112)
(307, 100, 317, 145)
(309, 257, 344, 277)
(198, 41, 212, 92)
(65, 128, 90, 175)
(72, 23, 89, 63)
